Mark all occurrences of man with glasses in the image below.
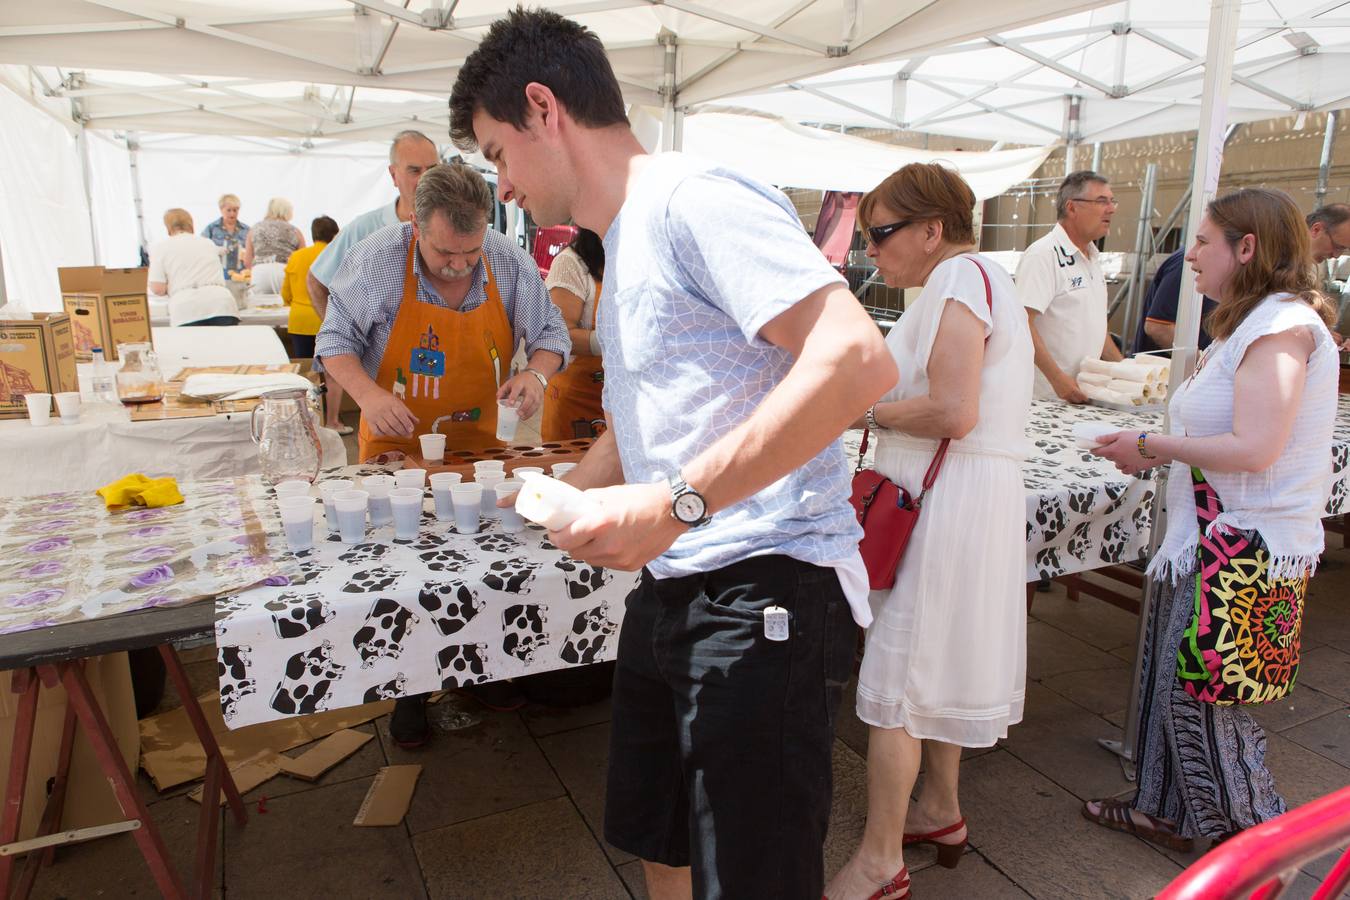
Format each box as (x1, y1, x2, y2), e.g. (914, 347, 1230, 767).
(1017, 170, 1124, 402)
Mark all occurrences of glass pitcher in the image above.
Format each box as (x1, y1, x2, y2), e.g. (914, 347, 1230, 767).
(115, 342, 165, 405)
(250, 387, 323, 484)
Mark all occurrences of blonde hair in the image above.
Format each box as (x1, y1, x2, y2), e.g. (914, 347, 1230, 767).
(1204, 188, 1337, 340)
(163, 208, 193, 234)
(858, 163, 977, 245)
(217, 193, 240, 209)
(265, 197, 293, 221)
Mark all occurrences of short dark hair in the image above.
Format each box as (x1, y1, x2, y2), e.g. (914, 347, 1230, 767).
(311, 216, 339, 243)
(1056, 170, 1110, 220)
(414, 163, 493, 234)
(1307, 203, 1350, 230)
(569, 227, 605, 279)
(449, 7, 627, 151)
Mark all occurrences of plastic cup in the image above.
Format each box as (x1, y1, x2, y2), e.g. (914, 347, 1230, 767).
(24, 393, 52, 427)
(429, 472, 462, 521)
(389, 487, 424, 541)
(317, 478, 354, 532)
(514, 472, 598, 530)
(551, 463, 577, 478)
(512, 466, 545, 479)
(450, 483, 483, 534)
(363, 474, 394, 526)
(473, 460, 506, 475)
(418, 433, 446, 464)
(495, 399, 521, 442)
(55, 392, 81, 424)
(495, 480, 525, 532)
(333, 490, 369, 543)
(274, 479, 312, 499)
(394, 468, 427, 491)
(476, 472, 505, 515)
(277, 496, 317, 552)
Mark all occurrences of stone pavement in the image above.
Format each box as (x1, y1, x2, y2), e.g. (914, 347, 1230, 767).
(33, 504, 1350, 898)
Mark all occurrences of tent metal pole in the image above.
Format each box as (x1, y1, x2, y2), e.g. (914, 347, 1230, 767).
(75, 124, 102, 265)
(660, 32, 683, 152)
(1097, 0, 1241, 779)
(1121, 162, 1158, 354)
(1315, 110, 1339, 211)
(127, 132, 148, 260)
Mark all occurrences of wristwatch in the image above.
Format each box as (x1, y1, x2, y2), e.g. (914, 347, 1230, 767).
(668, 475, 711, 528)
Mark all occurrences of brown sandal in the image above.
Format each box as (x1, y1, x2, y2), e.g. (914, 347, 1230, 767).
(1082, 798, 1194, 852)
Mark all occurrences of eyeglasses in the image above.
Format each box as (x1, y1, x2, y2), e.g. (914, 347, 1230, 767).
(1072, 196, 1120, 208)
(866, 217, 922, 247)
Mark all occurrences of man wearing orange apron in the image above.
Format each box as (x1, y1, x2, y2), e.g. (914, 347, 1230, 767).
(315, 163, 569, 744)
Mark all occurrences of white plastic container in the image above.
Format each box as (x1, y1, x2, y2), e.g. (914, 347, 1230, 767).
(514, 472, 598, 530)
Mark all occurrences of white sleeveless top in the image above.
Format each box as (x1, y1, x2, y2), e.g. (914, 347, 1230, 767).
(1150, 293, 1339, 582)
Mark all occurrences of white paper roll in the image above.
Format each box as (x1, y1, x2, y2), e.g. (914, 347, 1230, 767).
(513, 472, 598, 530)
(1076, 372, 1112, 388)
(1079, 358, 1115, 376)
(1072, 421, 1120, 449)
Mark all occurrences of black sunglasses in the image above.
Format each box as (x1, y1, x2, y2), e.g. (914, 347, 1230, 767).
(866, 217, 922, 247)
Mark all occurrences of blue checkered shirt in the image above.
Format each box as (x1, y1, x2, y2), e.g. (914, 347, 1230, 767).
(315, 223, 569, 379)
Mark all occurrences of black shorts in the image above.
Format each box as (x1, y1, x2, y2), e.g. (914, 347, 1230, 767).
(289, 333, 316, 359)
(603, 554, 856, 898)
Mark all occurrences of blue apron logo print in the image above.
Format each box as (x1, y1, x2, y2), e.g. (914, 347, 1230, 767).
(409, 326, 446, 399)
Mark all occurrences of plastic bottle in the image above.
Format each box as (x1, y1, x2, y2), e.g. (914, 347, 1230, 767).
(89, 347, 118, 404)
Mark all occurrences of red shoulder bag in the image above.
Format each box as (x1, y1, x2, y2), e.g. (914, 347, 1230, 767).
(849, 257, 993, 590)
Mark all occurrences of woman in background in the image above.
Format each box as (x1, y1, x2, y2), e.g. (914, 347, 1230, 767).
(283, 215, 350, 434)
(202, 193, 249, 277)
(244, 197, 305, 296)
(541, 228, 605, 440)
(149, 208, 240, 326)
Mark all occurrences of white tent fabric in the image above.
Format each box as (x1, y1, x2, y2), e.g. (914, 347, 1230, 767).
(718, 0, 1350, 144)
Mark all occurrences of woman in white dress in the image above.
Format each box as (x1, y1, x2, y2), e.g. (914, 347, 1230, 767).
(826, 163, 1033, 900)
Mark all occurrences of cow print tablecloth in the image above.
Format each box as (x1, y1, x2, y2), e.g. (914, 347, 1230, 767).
(214, 466, 639, 729)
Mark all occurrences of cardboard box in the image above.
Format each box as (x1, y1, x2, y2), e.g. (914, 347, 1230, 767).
(0, 654, 140, 842)
(0, 313, 79, 420)
(58, 266, 152, 362)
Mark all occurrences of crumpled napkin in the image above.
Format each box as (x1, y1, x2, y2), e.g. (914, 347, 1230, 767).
(181, 372, 314, 403)
(96, 474, 185, 510)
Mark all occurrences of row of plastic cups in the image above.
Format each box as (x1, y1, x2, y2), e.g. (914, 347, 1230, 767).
(24, 392, 83, 426)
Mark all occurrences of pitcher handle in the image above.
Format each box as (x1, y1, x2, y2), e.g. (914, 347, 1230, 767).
(250, 404, 263, 444)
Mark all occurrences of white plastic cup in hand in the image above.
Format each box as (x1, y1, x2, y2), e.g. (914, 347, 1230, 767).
(363, 474, 394, 526)
(512, 466, 545, 479)
(389, 487, 424, 541)
(418, 433, 446, 464)
(277, 496, 317, 552)
(514, 472, 599, 530)
(495, 399, 521, 442)
(24, 393, 52, 427)
(495, 480, 525, 532)
(274, 479, 312, 499)
(429, 472, 462, 521)
(318, 478, 354, 532)
(333, 490, 369, 543)
(394, 468, 426, 491)
(450, 483, 483, 533)
(476, 472, 505, 515)
(1072, 422, 1120, 450)
(551, 463, 577, 478)
(55, 392, 81, 423)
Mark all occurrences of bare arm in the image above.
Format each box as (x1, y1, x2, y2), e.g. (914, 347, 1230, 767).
(566, 422, 624, 489)
(868, 300, 985, 439)
(1027, 308, 1088, 403)
(1143, 319, 1176, 349)
(321, 353, 418, 437)
(308, 271, 330, 318)
(1101, 331, 1125, 362)
(241, 230, 254, 269)
(149, 281, 168, 296)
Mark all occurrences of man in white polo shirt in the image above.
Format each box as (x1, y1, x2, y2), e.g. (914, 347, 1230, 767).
(1017, 170, 1124, 402)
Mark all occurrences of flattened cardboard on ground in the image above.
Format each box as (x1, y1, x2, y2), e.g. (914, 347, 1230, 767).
(187, 751, 282, 806)
(139, 693, 393, 791)
(353, 766, 421, 827)
(278, 729, 373, 782)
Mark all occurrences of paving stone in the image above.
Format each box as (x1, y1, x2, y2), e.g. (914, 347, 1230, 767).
(1296, 646, 1350, 703)
(35, 794, 223, 898)
(1281, 709, 1350, 769)
(413, 796, 627, 899)
(1026, 621, 1130, 682)
(616, 858, 648, 899)
(909, 850, 1032, 898)
(1040, 663, 1133, 717)
(1265, 730, 1350, 810)
(823, 739, 872, 881)
(1024, 589, 1141, 653)
(1000, 683, 1134, 802)
(520, 696, 612, 738)
(536, 721, 634, 865)
(958, 748, 1183, 899)
(1250, 686, 1347, 734)
(377, 708, 564, 835)
(224, 777, 426, 898)
(833, 677, 870, 759)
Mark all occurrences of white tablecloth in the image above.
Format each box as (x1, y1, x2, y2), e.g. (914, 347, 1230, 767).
(0, 327, 344, 498)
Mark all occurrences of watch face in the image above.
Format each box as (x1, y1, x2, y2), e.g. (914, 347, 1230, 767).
(674, 492, 705, 523)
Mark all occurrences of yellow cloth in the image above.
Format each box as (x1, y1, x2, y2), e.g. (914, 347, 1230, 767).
(282, 241, 326, 337)
(96, 474, 185, 510)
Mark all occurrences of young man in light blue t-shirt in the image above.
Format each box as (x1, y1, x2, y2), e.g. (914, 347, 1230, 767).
(451, 10, 897, 898)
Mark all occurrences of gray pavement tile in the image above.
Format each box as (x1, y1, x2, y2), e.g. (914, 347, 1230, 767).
(260, 723, 388, 800)
(909, 850, 1032, 898)
(824, 739, 873, 882)
(536, 721, 635, 866)
(1265, 730, 1350, 810)
(834, 677, 870, 760)
(1297, 646, 1350, 703)
(1000, 683, 1134, 802)
(1040, 664, 1133, 717)
(520, 696, 612, 738)
(959, 749, 1183, 899)
(1026, 621, 1130, 682)
(35, 794, 223, 898)
(377, 707, 564, 835)
(224, 777, 426, 899)
(1024, 589, 1141, 653)
(1281, 708, 1350, 769)
(616, 859, 648, 899)
(413, 796, 628, 899)
(1250, 686, 1347, 734)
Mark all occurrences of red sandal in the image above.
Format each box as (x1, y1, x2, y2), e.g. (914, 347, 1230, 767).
(903, 818, 967, 869)
(822, 864, 911, 900)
